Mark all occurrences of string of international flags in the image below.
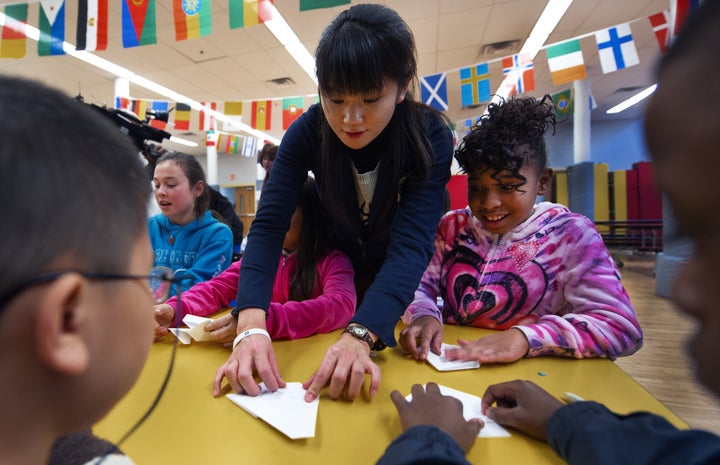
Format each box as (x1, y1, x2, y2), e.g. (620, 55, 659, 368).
(0, 0, 350, 57)
(0, 0, 698, 156)
(438, 1, 695, 136)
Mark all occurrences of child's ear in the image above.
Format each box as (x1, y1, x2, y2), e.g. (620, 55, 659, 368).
(537, 168, 554, 196)
(34, 274, 90, 376)
(193, 180, 205, 199)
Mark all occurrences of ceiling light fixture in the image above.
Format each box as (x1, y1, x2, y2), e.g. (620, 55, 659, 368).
(606, 84, 657, 114)
(492, 0, 574, 103)
(264, 5, 318, 85)
(0, 11, 280, 146)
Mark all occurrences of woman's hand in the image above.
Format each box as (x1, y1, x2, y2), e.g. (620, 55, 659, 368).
(302, 333, 381, 402)
(153, 304, 175, 341)
(391, 382, 483, 452)
(444, 328, 530, 364)
(398, 316, 444, 360)
(204, 314, 237, 346)
(481, 380, 564, 441)
(212, 308, 286, 397)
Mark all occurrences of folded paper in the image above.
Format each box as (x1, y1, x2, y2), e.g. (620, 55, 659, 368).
(426, 343, 481, 371)
(168, 314, 213, 344)
(406, 384, 511, 438)
(227, 383, 319, 439)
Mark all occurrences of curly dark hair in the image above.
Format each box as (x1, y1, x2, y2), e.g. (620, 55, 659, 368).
(454, 95, 556, 187)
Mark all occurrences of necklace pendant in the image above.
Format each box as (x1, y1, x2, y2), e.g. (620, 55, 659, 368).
(169, 235, 174, 245)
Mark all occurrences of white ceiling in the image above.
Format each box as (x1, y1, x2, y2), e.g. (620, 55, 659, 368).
(0, 0, 669, 155)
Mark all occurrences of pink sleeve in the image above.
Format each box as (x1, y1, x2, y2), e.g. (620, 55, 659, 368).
(165, 260, 242, 319)
(265, 250, 356, 340)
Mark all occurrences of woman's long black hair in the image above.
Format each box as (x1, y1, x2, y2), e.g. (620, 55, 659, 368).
(288, 178, 330, 301)
(314, 3, 438, 232)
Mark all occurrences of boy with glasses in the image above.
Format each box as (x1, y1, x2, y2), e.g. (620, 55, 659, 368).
(0, 76, 172, 465)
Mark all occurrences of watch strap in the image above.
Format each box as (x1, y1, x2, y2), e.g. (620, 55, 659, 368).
(343, 324, 373, 350)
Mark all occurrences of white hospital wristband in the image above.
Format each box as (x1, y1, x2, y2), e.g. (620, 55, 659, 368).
(233, 328, 271, 350)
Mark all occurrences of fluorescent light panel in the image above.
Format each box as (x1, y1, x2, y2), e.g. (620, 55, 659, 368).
(606, 84, 657, 114)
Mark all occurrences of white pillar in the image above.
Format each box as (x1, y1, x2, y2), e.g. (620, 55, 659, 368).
(113, 77, 129, 106)
(573, 78, 591, 164)
(206, 130, 218, 186)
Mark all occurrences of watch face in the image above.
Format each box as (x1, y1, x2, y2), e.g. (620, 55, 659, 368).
(352, 326, 366, 336)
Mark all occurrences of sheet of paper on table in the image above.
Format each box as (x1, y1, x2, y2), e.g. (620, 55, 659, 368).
(426, 343, 481, 371)
(227, 382, 319, 440)
(406, 384, 511, 438)
(168, 314, 214, 344)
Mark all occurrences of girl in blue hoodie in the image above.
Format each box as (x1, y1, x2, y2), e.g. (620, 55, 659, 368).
(148, 152, 233, 296)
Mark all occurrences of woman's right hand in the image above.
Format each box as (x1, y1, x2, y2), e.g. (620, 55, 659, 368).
(153, 304, 175, 341)
(212, 308, 286, 397)
(398, 316, 444, 360)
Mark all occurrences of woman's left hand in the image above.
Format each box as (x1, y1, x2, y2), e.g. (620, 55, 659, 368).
(444, 328, 530, 364)
(302, 334, 381, 402)
(204, 314, 238, 346)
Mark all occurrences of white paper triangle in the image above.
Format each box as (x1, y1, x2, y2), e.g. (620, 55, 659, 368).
(227, 382, 319, 439)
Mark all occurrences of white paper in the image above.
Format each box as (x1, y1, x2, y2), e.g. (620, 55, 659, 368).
(227, 382, 319, 440)
(168, 314, 213, 344)
(406, 384, 510, 438)
(426, 343, 480, 371)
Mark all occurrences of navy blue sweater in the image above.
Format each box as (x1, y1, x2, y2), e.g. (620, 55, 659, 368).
(234, 104, 453, 346)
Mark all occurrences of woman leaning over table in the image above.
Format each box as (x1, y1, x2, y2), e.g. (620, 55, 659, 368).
(213, 3, 453, 403)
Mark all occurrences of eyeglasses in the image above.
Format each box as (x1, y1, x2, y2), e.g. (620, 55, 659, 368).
(0, 266, 177, 309)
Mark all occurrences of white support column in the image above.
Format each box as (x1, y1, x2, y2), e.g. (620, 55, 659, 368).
(573, 78, 591, 164)
(113, 77, 129, 106)
(206, 130, 218, 186)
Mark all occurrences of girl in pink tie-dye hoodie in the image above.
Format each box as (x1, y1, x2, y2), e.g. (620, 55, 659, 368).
(400, 95, 642, 364)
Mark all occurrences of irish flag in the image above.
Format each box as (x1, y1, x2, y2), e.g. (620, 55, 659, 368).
(173, 0, 211, 41)
(546, 40, 587, 86)
(1, 4, 28, 58)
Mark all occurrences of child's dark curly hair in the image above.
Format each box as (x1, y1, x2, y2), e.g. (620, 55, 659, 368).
(455, 94, 556, 187)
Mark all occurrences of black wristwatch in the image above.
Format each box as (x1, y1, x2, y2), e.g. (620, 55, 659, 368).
(343, 323, 387, 351)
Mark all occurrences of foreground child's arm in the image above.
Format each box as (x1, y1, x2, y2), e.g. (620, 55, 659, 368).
(154, 261, 241, 339)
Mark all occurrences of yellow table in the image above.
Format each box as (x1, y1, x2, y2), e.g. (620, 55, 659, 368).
(96, 325, 686, 465)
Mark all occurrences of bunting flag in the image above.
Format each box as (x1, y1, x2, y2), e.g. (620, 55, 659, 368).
(131, 99, 148, 120)
(669, 0, 702, 41)
(38, 0, 65, 56)
(1, 4, 28, 59)
(229, 0, 274, 29)
(174, 103, 191, 131)
(251, 100, 272, 130)
(199, 101, 217, 131)
(148, 100, 168, 129)
(299, 0, 350, 11)
(459, 63, 490, 107)
(219, 133, 240, 154)
(420, 72, 448, 111)
(595, 23, 639, 74)
(114, 96, 130, 110)
(76, 0, 108, 51)
(551, 89, 573, 119)
(546, 39, 586, 86)
(242, 135, 259, 157)
(224, 101, 243, 118)
(501, 54, 535, 95)
(173, 0, 211, 41)
(648, 11, 670, 54)
(282, 97, 304, 130)
(122, 0, 157, 48)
